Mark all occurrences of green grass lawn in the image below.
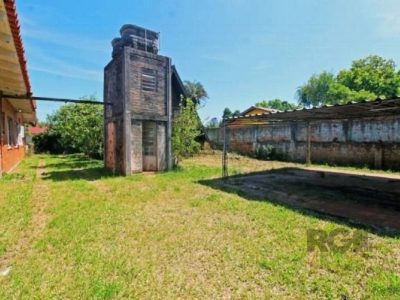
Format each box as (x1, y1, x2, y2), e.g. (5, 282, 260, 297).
(0, 156, 39, 257)
(0, 154, 399, 299)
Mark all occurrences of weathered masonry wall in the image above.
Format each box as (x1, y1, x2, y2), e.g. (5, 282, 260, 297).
(206, 115, 400, 170)
(105, 24, 188, 175)
(104, 54, 125, 174)
(128, 51, 168, 116)
(126, 47, 171, 174)
(104, 39, 172, 175)
(1, 99, 26, 174)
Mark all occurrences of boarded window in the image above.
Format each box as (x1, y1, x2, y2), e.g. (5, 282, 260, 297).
(141, 68, 157, 92)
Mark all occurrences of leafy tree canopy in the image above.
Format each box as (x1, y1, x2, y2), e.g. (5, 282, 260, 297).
(45, 96, 104, 158)
(297, 55, 400, 107)
(222, 107, 241, 120)
(255, 98, 298, 111)
(325, 83, 376, 105)
(222, 107, 233, 119)
(172, 98, 201, 165)
(184, 80, 208, 106)
(297, 71, 336, 107)
(337, 55, 400, 98)
(232, 110, 241, 117)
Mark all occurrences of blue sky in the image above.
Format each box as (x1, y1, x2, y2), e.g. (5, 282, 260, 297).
(17, 0, 400, 122)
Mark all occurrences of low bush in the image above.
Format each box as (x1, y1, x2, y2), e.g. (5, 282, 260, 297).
(32, 132, 69, 154)
(254, 144, 286, 161)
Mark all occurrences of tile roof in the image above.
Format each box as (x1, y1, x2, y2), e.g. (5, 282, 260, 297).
(28, 126, 48, 135)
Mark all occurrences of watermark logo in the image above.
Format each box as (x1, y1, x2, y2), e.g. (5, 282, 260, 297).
(307, 228, 370, 253)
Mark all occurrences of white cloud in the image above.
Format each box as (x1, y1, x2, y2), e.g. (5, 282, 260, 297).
(29, 64, 102, 82)
(377, 12, 400, 37)
(22, 27, 109, 53)
(366, 0, 400, 37)
(27, 48, 103, 82)
(18, 14, 105, 82)
(19, 13, 109, 53)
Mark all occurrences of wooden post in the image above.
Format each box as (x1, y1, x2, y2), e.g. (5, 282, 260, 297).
(0, 91, 3, 177)
(222, 120, 228, 177)
(374, 143, 383, 169)
(166, 57, 173, 171)
(306, 121, 311, 166)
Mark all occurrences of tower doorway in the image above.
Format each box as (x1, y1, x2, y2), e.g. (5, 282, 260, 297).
(142, 121, 157, 171)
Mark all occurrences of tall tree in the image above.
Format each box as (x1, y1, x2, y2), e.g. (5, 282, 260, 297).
(337, 55, 400, 99)
(297, 55, 400, 107)
(325, 83, 376, 104)
(46, 96, 104, 158)
(222, 107, 233, 119)
(172, 98, 201, 166)
(232, 110, 241, 117)
(256, 98, 298, 111)
(297, 71, 336, 107)
(184, 80, 208, 106)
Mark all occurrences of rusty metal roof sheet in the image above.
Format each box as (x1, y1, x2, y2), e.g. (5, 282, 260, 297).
(225, 98, 400, 123)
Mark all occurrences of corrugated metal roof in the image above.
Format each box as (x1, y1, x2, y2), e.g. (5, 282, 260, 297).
(225, 98, 400, 123)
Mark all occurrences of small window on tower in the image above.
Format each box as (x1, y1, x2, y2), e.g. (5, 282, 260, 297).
(141, 68, 157, 92)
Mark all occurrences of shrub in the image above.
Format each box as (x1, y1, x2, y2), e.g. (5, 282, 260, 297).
(33, 97, 104, 159)
(32, 132, 66, 154)
(172, 98, 201, 166)
(254, 144, 286, 161)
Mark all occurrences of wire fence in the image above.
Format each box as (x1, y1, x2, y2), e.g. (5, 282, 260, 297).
(218, 121, 302, 178)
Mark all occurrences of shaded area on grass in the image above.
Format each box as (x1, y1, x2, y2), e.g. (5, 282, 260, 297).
(200, 167, 400, 236)
(1, 153, 400, 299)
(42, 167, 115, 182)
(39, 154, 116, 181)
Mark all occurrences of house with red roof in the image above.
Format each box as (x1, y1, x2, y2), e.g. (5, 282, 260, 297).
(0, 0, 36, 174)
(28, 125, 48, 136)
(227, 106, 278, 127)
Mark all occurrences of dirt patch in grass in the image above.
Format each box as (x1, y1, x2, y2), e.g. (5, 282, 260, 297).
(201, 167, 400, 234)
(0, 160, 49, 271)
(195, 151, 400, 177)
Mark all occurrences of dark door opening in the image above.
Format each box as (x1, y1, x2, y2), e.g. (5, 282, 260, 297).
(142, 121, 157, 171)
